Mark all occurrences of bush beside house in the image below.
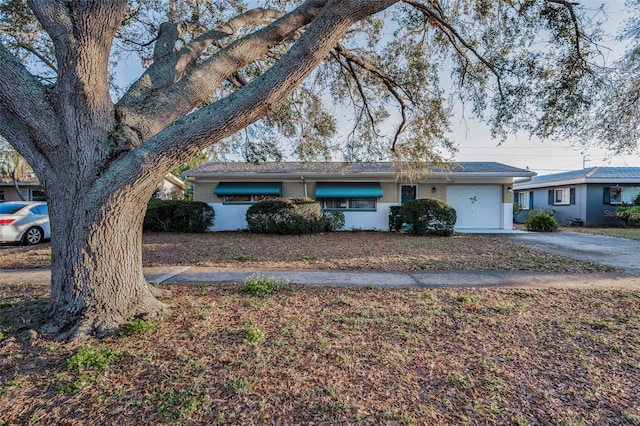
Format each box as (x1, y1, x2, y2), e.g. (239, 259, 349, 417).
(246, 197, 326, 235)
(397, 198, 457, 236)
(322, 210, 346, 232)
(526, 211, 559, 232)
(143, 199, 215, 232)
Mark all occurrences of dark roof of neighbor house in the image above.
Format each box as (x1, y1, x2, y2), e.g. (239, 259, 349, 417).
(514, 167, 640, 189)
(185, 161, 535, 178)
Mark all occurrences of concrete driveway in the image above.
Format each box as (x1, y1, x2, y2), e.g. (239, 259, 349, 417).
(500, 231, 640, 276)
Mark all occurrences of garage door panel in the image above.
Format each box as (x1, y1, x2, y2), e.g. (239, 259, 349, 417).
(446, 185, 501, 229)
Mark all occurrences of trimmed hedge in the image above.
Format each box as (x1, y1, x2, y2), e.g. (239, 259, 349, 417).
(143, 199, 215, 233)
(398, 198, 457, 236)
(246, 197, 325, 234)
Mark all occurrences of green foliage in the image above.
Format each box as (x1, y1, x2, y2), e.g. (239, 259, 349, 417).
(526, 211, 559, 232)
(120, 319, 157, 335)
(398, 198, 457, 236)
(241, 323, 264, 343)
(616, 205, 640, 227)
(389, 205, 403, 231)
(246, 197, 324, 235)
(633, 194, 640, 206)
(144, 199, 215, 233)
(242, 274, 285, 297)
(322, 210, 345, 231)
(67, 345, 125, 372)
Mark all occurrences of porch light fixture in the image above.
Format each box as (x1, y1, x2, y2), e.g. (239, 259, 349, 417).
(431, 186, 437, 193)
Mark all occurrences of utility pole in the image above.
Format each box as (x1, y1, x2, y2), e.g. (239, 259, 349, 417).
(582, 155, 590, 169)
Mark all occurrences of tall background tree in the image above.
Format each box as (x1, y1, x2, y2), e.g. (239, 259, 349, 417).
(0, 138, 31, 200)
(0, 0, 612, 339)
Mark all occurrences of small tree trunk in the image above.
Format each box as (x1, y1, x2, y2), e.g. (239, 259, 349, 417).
(41, 187, 169, 340)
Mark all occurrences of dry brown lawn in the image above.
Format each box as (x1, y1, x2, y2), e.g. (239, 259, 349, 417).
(1, 281, 639, 425)
(2, 232, 637, 425)
(0, 231, 614, 273)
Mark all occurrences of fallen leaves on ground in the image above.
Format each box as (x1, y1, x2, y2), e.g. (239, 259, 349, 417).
(1, 281, 639, 424)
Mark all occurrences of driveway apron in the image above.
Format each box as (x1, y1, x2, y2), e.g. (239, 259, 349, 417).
(501, 232, 640, 276)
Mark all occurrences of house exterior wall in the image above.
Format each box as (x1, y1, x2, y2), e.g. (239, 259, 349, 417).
(0, 186, 23, 201)
(192, 178, 517, 232)
(0, 184, 43, 201)
(584, 184, 640, 227)
(519, 183, 635, 227)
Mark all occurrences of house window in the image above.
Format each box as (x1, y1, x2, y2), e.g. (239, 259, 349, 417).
(548, 187, 575, 206)
(30, 188, 46, 201)
(214, 182, 282, 204)
(604, 186, 640, 205)
(318, 197, 377, 210)
(315, 182, 382, 211)
(516, 191, 531, 210)
(222, 194, 278, 203)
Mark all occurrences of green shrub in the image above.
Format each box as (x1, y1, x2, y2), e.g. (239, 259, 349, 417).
(388, 205, 403, 231)
(143, 199, 215, 232)
(616, 205, 640, 227)
(322, 210, 345, 231)
(398, 198, 457, 236)
(246, 197, 324, 234)
(526, 211, 559, 232)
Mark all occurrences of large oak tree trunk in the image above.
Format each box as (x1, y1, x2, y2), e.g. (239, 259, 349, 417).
(41, 182, 169, 340)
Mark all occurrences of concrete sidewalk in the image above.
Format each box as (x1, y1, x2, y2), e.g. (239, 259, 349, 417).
(144, 266, 640, 290)
(4, 267, 640, 290)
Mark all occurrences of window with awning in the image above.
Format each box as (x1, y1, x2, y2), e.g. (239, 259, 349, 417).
(315, 182, 383, 198)
(315, 182, 383, 211)
(214, 182, 282, 203)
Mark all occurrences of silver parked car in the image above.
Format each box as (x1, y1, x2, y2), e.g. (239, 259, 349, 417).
(0, 202, 50, 245)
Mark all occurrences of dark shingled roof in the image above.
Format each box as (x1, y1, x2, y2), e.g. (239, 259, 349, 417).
(185, 161, 535, 177)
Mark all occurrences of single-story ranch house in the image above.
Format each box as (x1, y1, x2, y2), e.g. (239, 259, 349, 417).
(513, 166, 640, 226)
(184, 162, 536, 232)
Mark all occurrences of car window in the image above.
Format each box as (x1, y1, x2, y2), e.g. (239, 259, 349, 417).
(31, 205, 49, 215)
(0, 204, 26, 214)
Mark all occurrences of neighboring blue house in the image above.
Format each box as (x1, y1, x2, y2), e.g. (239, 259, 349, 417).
(513, 167, 640, 226)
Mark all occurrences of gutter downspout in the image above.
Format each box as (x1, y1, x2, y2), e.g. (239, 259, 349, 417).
(301, 176, 307, 197)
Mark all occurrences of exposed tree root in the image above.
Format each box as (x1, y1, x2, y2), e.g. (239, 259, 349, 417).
(41, 292, 170, 341)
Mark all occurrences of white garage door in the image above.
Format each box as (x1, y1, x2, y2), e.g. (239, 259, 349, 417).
(446, 185, 502, 229)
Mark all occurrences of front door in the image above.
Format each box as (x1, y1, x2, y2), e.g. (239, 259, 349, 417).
(401, 185, 417, 204)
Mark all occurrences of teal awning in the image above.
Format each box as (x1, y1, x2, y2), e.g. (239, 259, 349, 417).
(315, 182, 383, 198)
(214, 182, 282, 196)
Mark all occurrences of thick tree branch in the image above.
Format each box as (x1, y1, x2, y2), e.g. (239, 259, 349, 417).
(403, 0, 504, 98)
(118, 0, 328, 141)
(0, 43, 61, 151)
(113, 0, 399, 190)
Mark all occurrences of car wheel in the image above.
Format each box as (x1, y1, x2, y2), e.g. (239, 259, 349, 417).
(23, 227, 43, 245)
